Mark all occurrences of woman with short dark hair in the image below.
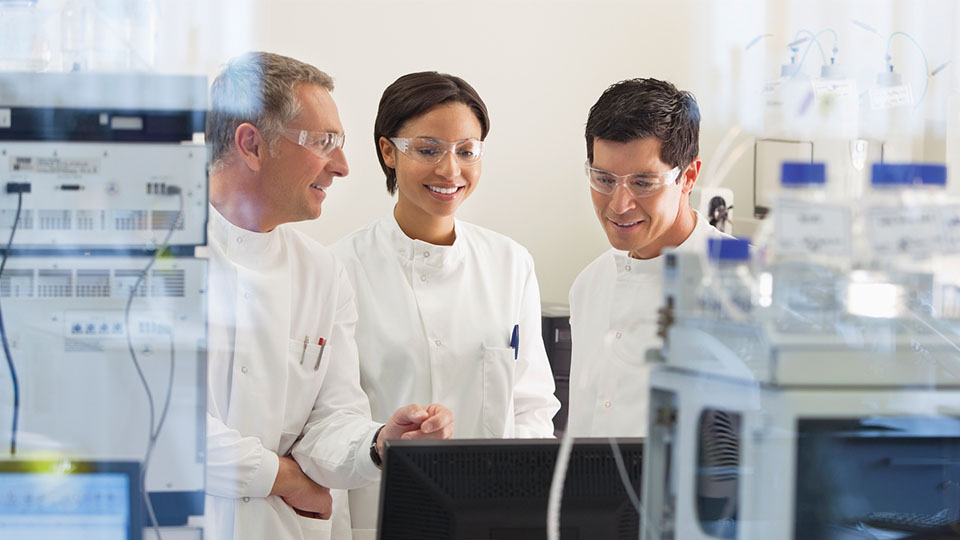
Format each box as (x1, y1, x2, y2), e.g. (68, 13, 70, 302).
(332, 71, 560, 535)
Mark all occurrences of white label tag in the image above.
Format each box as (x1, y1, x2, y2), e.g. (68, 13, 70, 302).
(866, 205, 940, 257)
(812, 78, 857, 99)
(10, 156, 100, 174)
(940, 205, 960, 254)
(0, 108, 10, 128)
(775, 199, 852, 255)
(870, 85, 913, 109)
(763, 79, 782, 94)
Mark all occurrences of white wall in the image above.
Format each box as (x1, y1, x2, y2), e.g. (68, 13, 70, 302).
(151, 0, 959, 303)
(229, 0, 709, 303)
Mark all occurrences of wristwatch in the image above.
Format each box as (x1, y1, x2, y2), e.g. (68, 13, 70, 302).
(370, 425, 385, 467)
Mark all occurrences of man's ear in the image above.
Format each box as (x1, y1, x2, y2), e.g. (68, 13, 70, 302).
(378, 136, 397, 169)
(235, 123, 267, 171)
(680, 158, 702, 195)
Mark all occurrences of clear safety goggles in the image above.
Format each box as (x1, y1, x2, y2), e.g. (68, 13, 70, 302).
(585, 161, 682, 198)
(281, 128, 345, 158)
(390, 137, 484, 165)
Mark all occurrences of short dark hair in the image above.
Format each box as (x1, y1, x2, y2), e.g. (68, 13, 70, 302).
(207, 52, 334, 172)
(374, 72, 490, 194)
(585, 78, 700, 168)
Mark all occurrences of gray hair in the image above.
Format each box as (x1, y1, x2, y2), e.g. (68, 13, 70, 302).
(207, 52, 334, 173)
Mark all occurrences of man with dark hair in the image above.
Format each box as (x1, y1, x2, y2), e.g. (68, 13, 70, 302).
(203, 52, 453, 540)
(566, 78, 732, 437)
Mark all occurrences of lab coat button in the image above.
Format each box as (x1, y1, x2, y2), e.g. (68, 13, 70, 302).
(240, 366, 248, 374)
(434, 339, 441, 346)
(242, 496, 250, 502)
(423, 251, 430, 258)
(615, 331, 622, 339)
(604, 400, 612, 408)
(235, 237, 243, 244)
(420, 275, 427, 282)
(624, 265, 631, 271)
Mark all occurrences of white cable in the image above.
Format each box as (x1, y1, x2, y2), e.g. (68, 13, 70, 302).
(702, 125, 743, 189)
(703, 139, 753, 193)
(610, 448, 641, 511)
(546, 428, 575, 540)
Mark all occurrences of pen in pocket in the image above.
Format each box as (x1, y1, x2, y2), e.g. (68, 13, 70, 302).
(315, 337, 326, 370)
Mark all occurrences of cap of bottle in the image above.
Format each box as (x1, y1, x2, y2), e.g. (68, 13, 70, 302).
(708, 238, 751, 261)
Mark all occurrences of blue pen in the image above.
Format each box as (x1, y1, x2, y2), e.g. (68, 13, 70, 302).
(510, 324, 519, 360)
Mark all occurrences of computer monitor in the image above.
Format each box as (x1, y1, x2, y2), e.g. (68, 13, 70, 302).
(378, 438, 643, 540)
(0, 459, 140, 540)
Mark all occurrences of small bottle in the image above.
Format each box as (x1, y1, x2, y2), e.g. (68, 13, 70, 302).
(60, 0, 89, 71)
(861, 163, 947, 265)
(761, 162, 850, 332)
(697, 238, 754, 321)
(852, 163, 948, 319)
(0, 0, 52, 71)
(83, 0, 157, 71)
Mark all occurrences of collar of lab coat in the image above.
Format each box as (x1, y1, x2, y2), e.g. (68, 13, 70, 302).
(377, 211, 466, 269)
(208, 203, 284, 268)
(610, 209, 710, 280)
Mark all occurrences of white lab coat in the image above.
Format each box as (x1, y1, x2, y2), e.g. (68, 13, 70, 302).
(331, 213, 560, 535)
(203, 204, 381, 540)
(567, 210, 732, 437)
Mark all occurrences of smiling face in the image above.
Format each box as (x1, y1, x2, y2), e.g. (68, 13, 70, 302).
(590, 136, 697, 259)
(259, 83, 349, 226)
(379, 102, 483, 230)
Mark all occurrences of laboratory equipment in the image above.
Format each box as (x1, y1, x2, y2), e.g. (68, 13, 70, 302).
(0, 72, 207, 251)
(643, 168, 960, 538)
(0, 71, 208, 538)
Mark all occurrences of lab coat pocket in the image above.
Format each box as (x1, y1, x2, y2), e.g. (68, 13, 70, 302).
(295, 512, 333, 540)
(480, 346, 517, 437)
(284, 338, 332, 450)
(278, 431, 302, 458)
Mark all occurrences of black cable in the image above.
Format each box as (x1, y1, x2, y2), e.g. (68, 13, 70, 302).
(125, 189, 183, 540)
(0, 191, 24, 455)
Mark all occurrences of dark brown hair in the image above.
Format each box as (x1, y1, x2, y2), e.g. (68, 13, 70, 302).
(585, 78, 700, 168)
(374, 72, 490, 194)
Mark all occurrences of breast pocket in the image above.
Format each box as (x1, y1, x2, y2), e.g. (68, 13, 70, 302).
(280, 338, 332, 456)
(480, 346, 517, 437)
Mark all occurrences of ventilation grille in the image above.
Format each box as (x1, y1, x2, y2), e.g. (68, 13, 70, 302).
(74, 210, 102, 231)
(38, 209, 71, 230)
(0, 270, 33, 297)
(113, 210, 148, 230)
(151, 210, 184, 231)
(151, 269, 185, 297)
(76, 270, 110, 298)
(37, 269, 72, 297)
(699, 410, 740, 483)
(0, 209, 33, 230)
(696, 408, 741, 536)
(113, 270, 146, 298)
(1, 268, 188, 298)
(379, 442, 643, 539)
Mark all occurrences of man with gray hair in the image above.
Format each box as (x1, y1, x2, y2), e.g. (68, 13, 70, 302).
(203, 52, 453, 540)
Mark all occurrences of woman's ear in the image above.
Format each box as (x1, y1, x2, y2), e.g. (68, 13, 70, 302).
(379, 136, 397, 169)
